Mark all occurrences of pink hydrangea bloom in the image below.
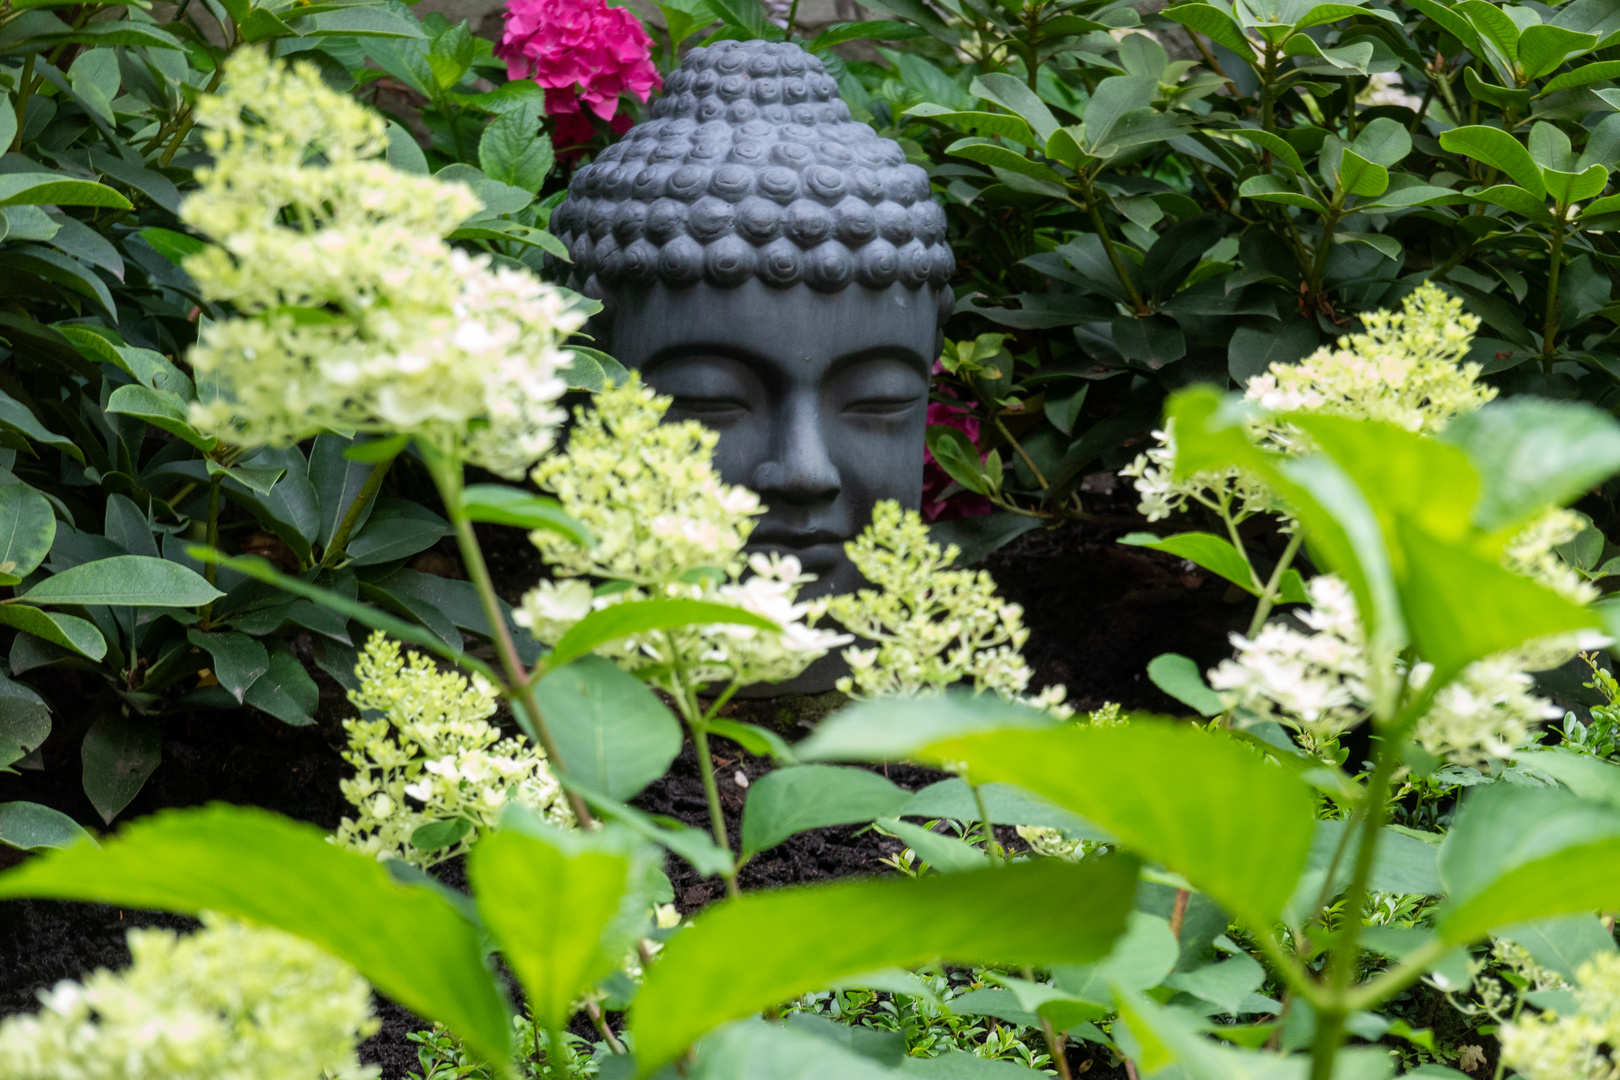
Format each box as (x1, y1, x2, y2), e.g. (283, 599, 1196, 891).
(923, 376, 993, 522)
(497, 0, 661, 121)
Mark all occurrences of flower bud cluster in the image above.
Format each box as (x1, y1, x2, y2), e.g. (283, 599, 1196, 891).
(335, 633, 572, 867)
(0, 913, 377, 1080)
(518, 378, 849, 692)
(819, 501, 1067, 712)
(1502, 953, 1620, 1080)
(181, 49, 582, 478)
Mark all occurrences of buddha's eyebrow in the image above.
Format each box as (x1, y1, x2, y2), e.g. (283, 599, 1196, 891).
(828, 345, 931, 379)
(638, 343, 772, 372)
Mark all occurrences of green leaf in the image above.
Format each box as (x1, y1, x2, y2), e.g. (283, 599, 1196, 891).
(1438, 786, 1620, 942)
(904, 105, 1038, 146)
(927, 425, 990, 495)
(1237, 174, 1330, 212)
(1498, 914, 1617, 982)
(970, 73, 1060, 142)
(810, 19, 928, 49)
(1517, 747, 1620, 807)
(547, 599, 778, 669)
(0, 805, 512, 1066)
(1542, 59, 1620, 94)
(0, 172, 132, 209)
(21, 554, 223, 607)
(186, 629, 269, 704)
(1441, 398, 1620, 531)
(243, 648, 319, 726)
(919, 722, 1316, 926)
(0, 390, 80, 463)
(796, 692, 1059, 763)
(80, 713, 160, 824)
(345, 502, 449, 567)
(945, 138, 1066, 184)
(0, 801, 94, 852)
(1162, 3, 1257, 61)
(898, 778, 1097, 833)
(1146, 653, 1226, 718)
(1228, 320, 1320, 385)
(1335, 148, 1389, 197)
(1349, 116, 1412, 167)
(534, 655, 682, 800)
(1475, 183, 1554, 222)
(1519, 24, 1600, 81)
(0, 674, 49, 771)
(0, 604, 105, 660)
(1543, 163, 1608, 204)
(461, 485, 594, 546)
(386, 121, 430, 175)
(630, 856, 1140, 1070)
(0, 483, 55, 586)
(1053, 910, 1180, 1005)
(410, 817, 472, 852)
(479, 110, 554, 194)
(567, 780, 735, 878)
(874, 817, 989, 873)
(1439, 126, 1546, 196)
(709, 0, 768, 36)
(468, 826, 631, 1031)
(1228, 130, 1305, 173)
(1163, 952, 1266, 1015)
(740, 765, 911, 855)
(1118, 532, 1258, 592)
(705, 718, 798, 762)
(105, 384, 217, 452)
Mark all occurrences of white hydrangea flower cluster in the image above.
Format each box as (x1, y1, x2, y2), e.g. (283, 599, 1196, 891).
(1122, 283, 1494, 520)
(1502, 953, 1620, 1080)
(518, 379, 848, 692)
(819, 501, 1068, 713)
(182, 49, 582, 478)
(1507, 507, 1602, 605)
(1210, 574, 1562, 765)
(335, 632, 572, 867)
(0, 913, 377, 1080)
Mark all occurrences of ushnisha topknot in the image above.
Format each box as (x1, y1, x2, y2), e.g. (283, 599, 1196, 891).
(549, 39, 955, 319)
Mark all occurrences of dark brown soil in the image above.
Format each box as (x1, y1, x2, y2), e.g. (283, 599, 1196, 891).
(0, 478, 1248, 1078)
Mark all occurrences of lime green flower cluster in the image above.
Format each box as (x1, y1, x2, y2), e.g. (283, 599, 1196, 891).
(519, 379, 849, 692)
(1123, 283, 1494, 522)
(335, 633, 572, 867)
(0, 913, 377, 1080)
(182, 49, 582, 478)
(819, 501, 1066, 712)
(1502, 952, 1620, 1080)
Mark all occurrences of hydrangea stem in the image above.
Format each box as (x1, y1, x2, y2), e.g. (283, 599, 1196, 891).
(667, 634, 742, 899)
(425, 453, 595, 828)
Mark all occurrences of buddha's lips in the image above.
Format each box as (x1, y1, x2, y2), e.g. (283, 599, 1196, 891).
(748, 527, 845, 549)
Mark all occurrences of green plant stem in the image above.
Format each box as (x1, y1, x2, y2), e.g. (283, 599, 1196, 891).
(972, 782, 1000, 863)
(1307, 207, 1344, 297)
(993, 414, 1049, 492)
(1215, 497, 1261, 593)
(1343, 936, 1449, 1012)
(10, 53, 33, 152)
(694, 723, 741, 898)
(1247, 531, 1306, 637)
(785, 0, 801, 36)
(1259, 46, 1280, 135)
(427, 455, 595, 828)
(1078, 181, 1148, 314)
(585, 1000, 625, 1054)
(320, 456, 394, 568)
(546, 1022, 571, 1079)
(1024, 965, 1075, 1080)
(1250, 925, 1321, 1005)
(1544, 211, 1569, 358)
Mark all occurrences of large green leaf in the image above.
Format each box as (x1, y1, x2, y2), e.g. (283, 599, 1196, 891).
(547, 599, 778, 669)
(461, 484, 593, 546)
(919, 722, 1316, 926)
(1440, 398, 1620, 532)
(1441, 836, 1620, 943)
(630, 856, 1140, 1071)
(105, 384, 217, 452)
(1438, 126, 1545, 196)
(1498, 914, 1617, 982)
(80, 713, 161, 824)
(468, 826, 631, 1031)
(969, 73, 1059, 142)
(0, 482, 56, 586)
(533, 655, 681, 800)
(740, 765, 911, 855)
(0, 172, 132, 209)
(0, 805, 513, 1067)
(796, 692, 1059, 763)
(1119, 532, 1257, 592)
(21, 554, 222, 607)
(187, 629, 270, 704)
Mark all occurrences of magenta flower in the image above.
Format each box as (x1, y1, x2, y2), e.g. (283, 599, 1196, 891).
(923, 368, 993, 522)
(496, 0, 662, 122)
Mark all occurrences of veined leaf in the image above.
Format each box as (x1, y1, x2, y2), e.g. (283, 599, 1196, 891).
(547, 598, 778, 669)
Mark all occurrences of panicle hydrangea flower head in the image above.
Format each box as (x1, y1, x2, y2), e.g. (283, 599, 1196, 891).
(0, 913, 377, 1080)
(1502, 952, 1620, 1080)
(819, 501, 1068, 713)
(1123, 283, 1492, 521)
(518, 378, 847, 692)
(496, 0, 660, 122)
(181, 48, 583, 478)
(1211, 571, 1566, 766)
(335, 632, 572, 867)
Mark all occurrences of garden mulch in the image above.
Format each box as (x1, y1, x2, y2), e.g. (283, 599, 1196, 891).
(0, 479, 1250, 1077)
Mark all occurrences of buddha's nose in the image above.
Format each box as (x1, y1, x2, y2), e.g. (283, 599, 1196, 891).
(750, 396, 840, 505)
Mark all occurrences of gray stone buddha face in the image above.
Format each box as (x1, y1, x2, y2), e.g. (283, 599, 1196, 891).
(550, 38, 955, 609)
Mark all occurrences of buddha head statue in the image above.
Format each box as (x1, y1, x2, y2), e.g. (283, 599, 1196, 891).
(549, 38, 955, 607)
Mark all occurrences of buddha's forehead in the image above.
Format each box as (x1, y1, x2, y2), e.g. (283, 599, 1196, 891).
(611, 280, 937, 373)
